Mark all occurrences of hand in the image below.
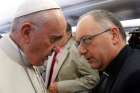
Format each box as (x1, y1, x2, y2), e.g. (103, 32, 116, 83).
(48, 82, 58, 93)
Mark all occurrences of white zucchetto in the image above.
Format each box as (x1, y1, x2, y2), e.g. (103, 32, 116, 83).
(14, 0, 60, 18)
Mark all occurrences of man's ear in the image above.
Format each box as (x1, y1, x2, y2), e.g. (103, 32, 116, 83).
(20, 23, 32, 44)
(111, 27, 120, 45)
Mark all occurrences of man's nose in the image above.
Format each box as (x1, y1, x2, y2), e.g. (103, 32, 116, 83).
(78, 44, 87, 55)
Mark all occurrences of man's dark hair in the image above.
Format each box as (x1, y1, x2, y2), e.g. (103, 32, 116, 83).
(66, 22, 72, 33)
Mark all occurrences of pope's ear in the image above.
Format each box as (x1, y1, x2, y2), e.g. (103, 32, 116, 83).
(20, 23, 32, 43)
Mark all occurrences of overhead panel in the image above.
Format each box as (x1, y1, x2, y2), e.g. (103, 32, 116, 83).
(55, 0, 140, 26)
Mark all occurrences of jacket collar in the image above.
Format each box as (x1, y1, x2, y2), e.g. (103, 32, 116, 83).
(104, 45, 132, 77)
(57, 38, 74, 67)
(55, 37, 75, 76)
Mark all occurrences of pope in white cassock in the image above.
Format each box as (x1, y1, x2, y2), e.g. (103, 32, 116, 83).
(0, 0, 67, 93)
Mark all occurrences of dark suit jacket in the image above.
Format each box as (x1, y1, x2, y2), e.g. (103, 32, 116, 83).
(93, 45, 140, 93)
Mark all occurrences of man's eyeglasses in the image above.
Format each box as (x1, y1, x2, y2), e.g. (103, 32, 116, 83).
(77, 29, 110, 46)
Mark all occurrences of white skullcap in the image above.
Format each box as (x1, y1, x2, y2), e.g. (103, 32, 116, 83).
(14, 0, 60, 18)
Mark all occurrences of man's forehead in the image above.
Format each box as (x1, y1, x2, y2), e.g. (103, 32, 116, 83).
(76, 21, 92, 41)
(76, 16, 102, 40)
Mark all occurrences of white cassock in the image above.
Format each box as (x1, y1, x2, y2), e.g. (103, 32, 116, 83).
(0, 34, 47, 93)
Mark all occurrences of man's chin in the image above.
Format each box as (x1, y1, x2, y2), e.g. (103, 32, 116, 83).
(90, 64, 101, 70)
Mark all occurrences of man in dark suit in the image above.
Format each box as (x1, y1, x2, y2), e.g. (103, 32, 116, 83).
(75, 9, 140, 93)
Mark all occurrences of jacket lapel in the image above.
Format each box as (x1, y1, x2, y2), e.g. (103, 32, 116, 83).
(53, 38, 74, 81)
(53, 48, 69, 81)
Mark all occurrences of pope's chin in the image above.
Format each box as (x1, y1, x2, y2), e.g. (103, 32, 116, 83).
(30, 57, 46, 66)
